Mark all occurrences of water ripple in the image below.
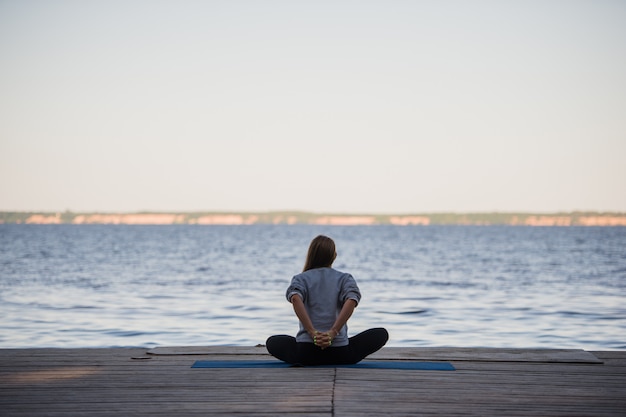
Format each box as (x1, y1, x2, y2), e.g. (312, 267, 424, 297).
(1, 224, 625, 349)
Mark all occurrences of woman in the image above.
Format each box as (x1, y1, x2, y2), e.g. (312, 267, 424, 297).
(266, 235, 388, 366)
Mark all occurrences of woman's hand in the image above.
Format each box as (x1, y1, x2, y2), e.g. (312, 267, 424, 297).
(312, 330, 336, 350)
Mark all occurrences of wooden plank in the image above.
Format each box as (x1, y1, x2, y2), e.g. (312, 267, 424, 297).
(0, 348, 335, 416)
(0, 348, 624, 417)
(1, 401, 332, 414)
(146, 346, 603, 363)
(368, 347, 604, 363)
(592, 351, 626, 359)
(147, 346, 266, 355)
(3, 346, 606, 363)
(2, 413, 329, 417)
(332, 355, 626, 417)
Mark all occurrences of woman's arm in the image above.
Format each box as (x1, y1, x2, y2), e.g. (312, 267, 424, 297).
(290, 294, 316, 337)
(329, 298, 357, 337)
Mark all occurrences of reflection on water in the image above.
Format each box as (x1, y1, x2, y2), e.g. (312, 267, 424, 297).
(1, 225, 625, 349)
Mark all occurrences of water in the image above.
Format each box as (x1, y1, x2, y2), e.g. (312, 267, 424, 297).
(1, 224, 625, 350)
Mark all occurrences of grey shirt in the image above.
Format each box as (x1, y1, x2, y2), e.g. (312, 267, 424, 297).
(286, 267, 361, 347)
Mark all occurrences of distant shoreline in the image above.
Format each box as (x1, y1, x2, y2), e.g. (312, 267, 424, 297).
(1, 211, 626, 226)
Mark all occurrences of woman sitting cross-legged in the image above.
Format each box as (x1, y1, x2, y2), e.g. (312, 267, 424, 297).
(266, 235, 388, 366)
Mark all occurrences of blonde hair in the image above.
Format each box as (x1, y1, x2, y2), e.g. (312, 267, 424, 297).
(303, 235, 337, 272)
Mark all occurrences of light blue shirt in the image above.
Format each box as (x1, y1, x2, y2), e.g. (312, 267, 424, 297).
(286, 267, 361, 347)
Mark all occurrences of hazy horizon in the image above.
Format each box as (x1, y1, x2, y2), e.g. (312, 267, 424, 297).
(2, 1, 625, 214)
(3, 209, 626, 215)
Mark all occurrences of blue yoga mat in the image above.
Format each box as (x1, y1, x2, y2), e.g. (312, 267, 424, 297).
(191, 360, 455, 371)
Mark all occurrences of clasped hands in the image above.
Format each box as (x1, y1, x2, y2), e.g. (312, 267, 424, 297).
(311, 330, 337, 350)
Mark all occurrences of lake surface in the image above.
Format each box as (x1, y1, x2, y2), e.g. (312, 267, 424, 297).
(1, 224, 624, 350)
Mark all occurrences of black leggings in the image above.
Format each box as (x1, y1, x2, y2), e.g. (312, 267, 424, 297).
(266, 328, 389, 366)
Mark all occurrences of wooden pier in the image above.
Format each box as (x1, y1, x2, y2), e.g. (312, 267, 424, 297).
(1, 346, 624, 416)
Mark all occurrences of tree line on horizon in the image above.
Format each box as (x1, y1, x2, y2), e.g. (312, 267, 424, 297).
(1, 210, 625, 225)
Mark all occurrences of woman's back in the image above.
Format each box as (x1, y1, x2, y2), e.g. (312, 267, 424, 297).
(287, 267, 361, 346)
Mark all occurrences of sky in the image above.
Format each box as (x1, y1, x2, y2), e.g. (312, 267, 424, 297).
(1, 0, 625, 214)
